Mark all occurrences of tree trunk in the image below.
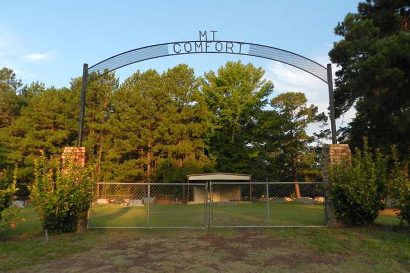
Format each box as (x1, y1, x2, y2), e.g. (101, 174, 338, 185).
(97, 140, 103, 178)
(147, 140, 152, 182)
(292, 158, 301, 198)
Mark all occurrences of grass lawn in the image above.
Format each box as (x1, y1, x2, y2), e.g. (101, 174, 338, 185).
(0, 205, 408, 273)
(89, 201, 402, 228)
(89, 202, 327, 228)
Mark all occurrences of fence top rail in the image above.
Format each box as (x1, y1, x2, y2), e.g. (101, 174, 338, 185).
(97, 182, 206, 186)
(212, 181, 323, 185)
(97, 181, 322, 186)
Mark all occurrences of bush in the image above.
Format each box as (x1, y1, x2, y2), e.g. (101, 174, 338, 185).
(0, 166, 18, 224)
(388, 147, 410, 225)
(329, 144, 386, 226)
(30, 154, 94, 233)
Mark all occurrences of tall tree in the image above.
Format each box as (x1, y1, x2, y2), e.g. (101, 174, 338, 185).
(0, 68, 23, 172)
(107, 66, 213, 182)
(107, 69, 176, 182)
(4, 87, 78, 196)
(0, 68, 22, 128)
(270, 92, 326, 197)
(70, 72, 118, 180)
(329, 0, 410, 154)
(201, 61, 274, 174)
(155, 65, 213, 182)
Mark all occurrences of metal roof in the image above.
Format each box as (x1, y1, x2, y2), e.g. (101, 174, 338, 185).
(187, 172, 251, 181)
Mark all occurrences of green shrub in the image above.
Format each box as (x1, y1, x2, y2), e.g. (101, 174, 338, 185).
(388, 147, 410, 225)
(329, 144, 386, 226)
(0, 166, 18, 223)
(30, 154, 94, 233)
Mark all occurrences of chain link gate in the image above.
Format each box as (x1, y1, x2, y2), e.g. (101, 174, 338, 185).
(88, 182, 325, 229)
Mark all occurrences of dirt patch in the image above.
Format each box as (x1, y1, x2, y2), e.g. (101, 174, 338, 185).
(12, 230, 346, 273)
(266, 251, 345, 267)
(199, 229, 297, 261)
(198, 229, 346, 268)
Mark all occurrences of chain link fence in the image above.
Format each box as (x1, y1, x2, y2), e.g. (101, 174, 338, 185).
(88, 182, 325, 229)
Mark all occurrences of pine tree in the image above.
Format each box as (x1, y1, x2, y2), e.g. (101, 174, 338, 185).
(270, 92, 326, 197)
(329, 0, 410, 153)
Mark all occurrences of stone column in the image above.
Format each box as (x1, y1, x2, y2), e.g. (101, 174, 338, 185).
(322, 144, 351, 227)
(62, 147, 87, 232)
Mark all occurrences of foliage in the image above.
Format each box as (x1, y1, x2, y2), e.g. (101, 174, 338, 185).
(105, 65, 213, 182)
(0, 165, 18, 223)
(154, 158, 214, 183)
(200, 61, 275, 175)
(30, 154, 94, 233)
(329, 142, 387, 225)
(0, 63, 327, 186)
(270, 92, 327, 183)
(1, 86, 78, 197)
(329, 0, 410, 154)
(388, 147, 410, 225)
(0, 67, 23, 128)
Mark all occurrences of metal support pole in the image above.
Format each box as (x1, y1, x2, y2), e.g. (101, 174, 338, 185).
(78, 63, 89, 147)
(327, 63, 337, 144)
(266, 182, 270, 225)
(147, 184, 150, 228)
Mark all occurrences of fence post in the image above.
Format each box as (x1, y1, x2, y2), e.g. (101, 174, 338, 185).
(266, 182, 270, 225)
(96, 183, 100, 198)
(147, 183, 150, 228)
(209, 181, 212, 228)
(204, 182, 208, 229)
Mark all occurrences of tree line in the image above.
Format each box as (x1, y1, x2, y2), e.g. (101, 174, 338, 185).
(0, 61, 326, 196)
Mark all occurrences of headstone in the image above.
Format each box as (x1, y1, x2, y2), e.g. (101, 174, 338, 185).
(127, 199, 143, 206)
(294, 197, 315, 205)
(143, 197, 155, 204)
(11, 200, 25, 208)
(314, 197, 325, 204)
(96, 199, 109, 205)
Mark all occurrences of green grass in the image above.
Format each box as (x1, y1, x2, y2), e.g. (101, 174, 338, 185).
(89, 202, 326, 228)
(0, 205, 408, 273)
(212, 202, 325, 226)
(1, 206, 42, 240)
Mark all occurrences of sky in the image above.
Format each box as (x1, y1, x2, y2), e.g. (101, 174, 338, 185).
(0, 0, 360, 137)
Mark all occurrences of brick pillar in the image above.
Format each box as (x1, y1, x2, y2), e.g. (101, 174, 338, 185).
(62, 147, 88, 232)
(322, 144, 351, 227)
(62, 147, 86, 168)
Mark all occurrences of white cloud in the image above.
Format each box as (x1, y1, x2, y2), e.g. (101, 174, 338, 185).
(0, 27, 54, 81)
(264, 56, 356, 142)
(24, 51, 54, 63)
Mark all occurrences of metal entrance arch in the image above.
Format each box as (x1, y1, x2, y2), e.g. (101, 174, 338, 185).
(77, 32, 337, 146)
